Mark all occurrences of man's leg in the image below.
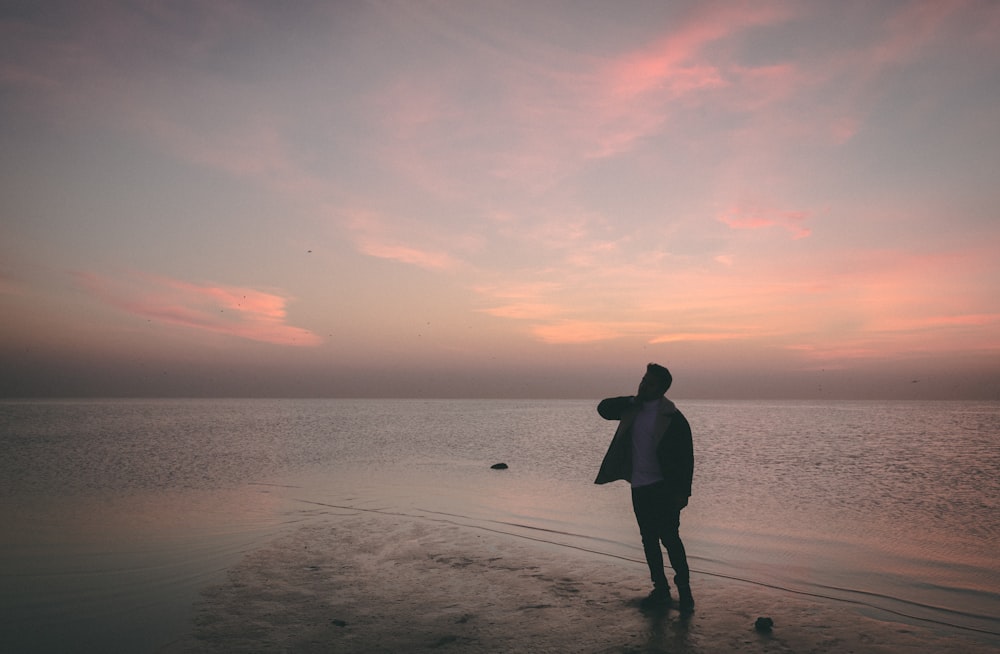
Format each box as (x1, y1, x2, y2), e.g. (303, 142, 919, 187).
(656, 492, 694, 612)
(631, 484, 670, 593)
(633, 482, 695, 611)
(659, 507, 690, 589)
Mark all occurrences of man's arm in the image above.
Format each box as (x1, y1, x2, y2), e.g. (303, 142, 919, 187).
(665, 411, 694, 503)
(597, 396, 635, 420)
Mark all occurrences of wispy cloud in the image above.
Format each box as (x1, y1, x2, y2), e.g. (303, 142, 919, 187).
(76, 271, 321, 346)
(718, 205, 813, 239)
(367, 1, 796, 200)
(480, 303, 561, 321)
(650, 332, 748, 344)
(473, 279, 568, 322)
(343, 210, 463, 271)
(586, 2, 791, 157)
(531, 320, 661, 345)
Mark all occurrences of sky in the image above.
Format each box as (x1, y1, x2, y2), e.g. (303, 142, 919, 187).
(2, 0, 999, 400)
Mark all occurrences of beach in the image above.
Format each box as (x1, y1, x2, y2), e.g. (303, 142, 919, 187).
(174, 511, 997, 654)
(3, 399, 997, 652)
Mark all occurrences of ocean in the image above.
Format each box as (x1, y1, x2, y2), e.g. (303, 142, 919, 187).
(1, 398, 998, 652)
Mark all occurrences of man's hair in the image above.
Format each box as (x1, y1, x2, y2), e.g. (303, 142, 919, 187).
(646, 363, 673, 391)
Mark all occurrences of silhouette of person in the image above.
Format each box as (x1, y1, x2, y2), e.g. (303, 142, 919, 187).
(595, 363, 694, 612)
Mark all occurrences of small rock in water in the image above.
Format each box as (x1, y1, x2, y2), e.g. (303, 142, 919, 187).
(490, 462, 509, 470)
(754, 617, 774, 632)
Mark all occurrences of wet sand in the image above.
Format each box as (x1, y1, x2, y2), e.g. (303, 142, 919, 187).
(173, 513, 997, 653)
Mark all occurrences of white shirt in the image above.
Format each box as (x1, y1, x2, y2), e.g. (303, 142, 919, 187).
(631, 399, 665, 488)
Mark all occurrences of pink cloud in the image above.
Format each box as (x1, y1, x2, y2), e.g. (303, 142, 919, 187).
(473, 279, 569, 322)
(531, 320, 642, 344)
(649, 332, 747, 344)
(718, 206, 812, 239)
(344, 210, 462, 271)
(367, 2, 798, 196)
(356, 241, 459, 270)
(76, 271, 322, 346)
(480, 303, 561, 321)
(582, 3, 793, 158)
(605, 3, 791, 99)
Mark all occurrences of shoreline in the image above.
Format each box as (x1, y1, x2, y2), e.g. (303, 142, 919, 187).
(172, 512, 998, 653)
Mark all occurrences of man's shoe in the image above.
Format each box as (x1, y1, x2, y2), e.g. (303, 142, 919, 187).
(678, 587, 695, 613)
(639, 587, 671, 609)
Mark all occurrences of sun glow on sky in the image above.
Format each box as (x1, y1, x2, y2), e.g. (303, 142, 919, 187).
(1, 1, 999, 399)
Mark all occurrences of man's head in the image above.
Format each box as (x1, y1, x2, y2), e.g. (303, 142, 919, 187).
(636, 363, 672, 400)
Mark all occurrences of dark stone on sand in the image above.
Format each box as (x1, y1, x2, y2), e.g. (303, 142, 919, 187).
(754, 617, 774, 632)
(490, 463, 509, 470)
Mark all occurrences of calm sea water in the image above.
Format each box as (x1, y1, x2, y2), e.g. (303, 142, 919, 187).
(1, 398, 998, 652)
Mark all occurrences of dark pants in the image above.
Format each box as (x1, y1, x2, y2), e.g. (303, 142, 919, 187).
(631, 481, 690, 590)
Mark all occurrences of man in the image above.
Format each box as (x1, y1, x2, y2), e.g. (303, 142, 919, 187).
(595, 363, 695, 612)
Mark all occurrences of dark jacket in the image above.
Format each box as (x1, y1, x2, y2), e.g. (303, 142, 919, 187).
(594, 396, 693, 497)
